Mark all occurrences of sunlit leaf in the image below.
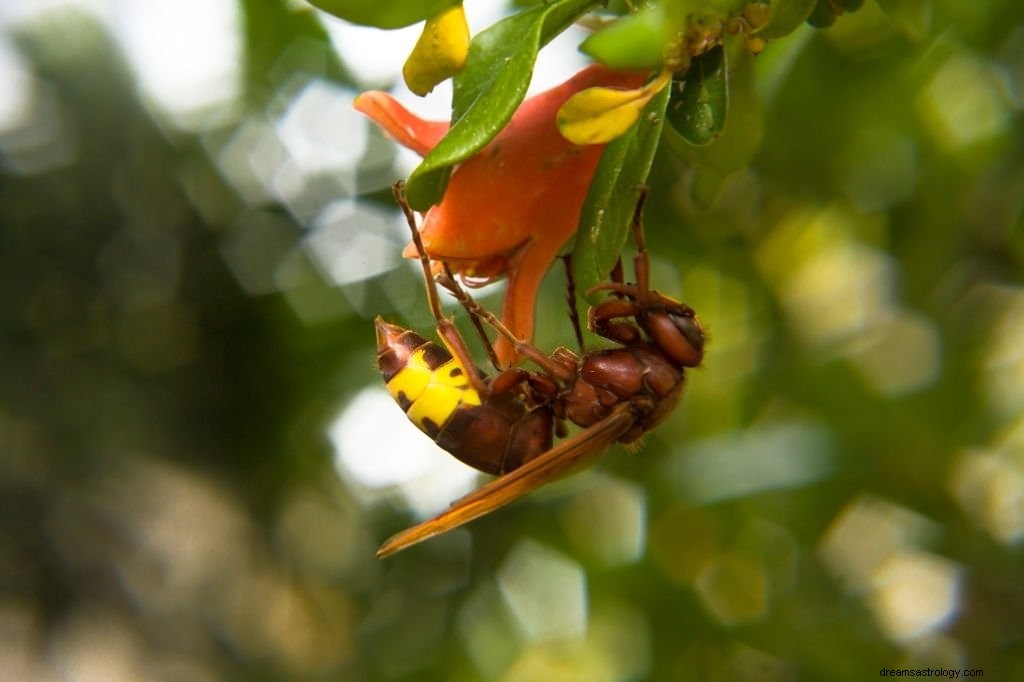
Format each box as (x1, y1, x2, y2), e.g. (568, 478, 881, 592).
(666, 45, 728, 146)
(557, 70, 669, 146)
(403, 3, 470, 96)
(404, 0, 599, 210)
(579, 4, 667, 70)
(571, 82, 671, 297)
(306, 0, 458, 29)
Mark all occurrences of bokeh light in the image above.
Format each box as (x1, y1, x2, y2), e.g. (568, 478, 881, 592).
(329, 386, 480, 515)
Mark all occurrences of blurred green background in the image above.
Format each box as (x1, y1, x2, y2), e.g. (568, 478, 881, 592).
(1, 1, 1022, 680)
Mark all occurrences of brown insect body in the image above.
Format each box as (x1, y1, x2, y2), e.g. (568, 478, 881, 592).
(375, 320, 554, 475)
(439, 391, 555, 475)
(561, 344, 687, 443)
(375, 185, 704, 557)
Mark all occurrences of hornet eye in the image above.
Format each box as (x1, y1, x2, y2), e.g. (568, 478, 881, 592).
(647, 309, 704, 368)
(671, 312, 705, 355)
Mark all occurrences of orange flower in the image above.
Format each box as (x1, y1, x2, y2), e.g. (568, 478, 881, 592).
(355, 65, 646, 366)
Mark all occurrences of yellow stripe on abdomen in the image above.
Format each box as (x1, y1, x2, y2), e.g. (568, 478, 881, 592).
(385, 359, 431, 405)
(386, 349, 481, 436)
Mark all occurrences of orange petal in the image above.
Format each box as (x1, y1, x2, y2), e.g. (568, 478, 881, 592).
(417, 65, 646, 264)
(353, 91, 449, 156)
(418, 66, 646, 364)
(362, 65, 648, 366)
(491, 202, 580, 366)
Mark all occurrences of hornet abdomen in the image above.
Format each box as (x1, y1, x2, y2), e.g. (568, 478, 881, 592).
(375, 318, 552, 475)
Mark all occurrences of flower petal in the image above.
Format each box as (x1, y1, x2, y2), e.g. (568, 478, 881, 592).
(353, 91, 450, 156)
(359, 65, 648, 366)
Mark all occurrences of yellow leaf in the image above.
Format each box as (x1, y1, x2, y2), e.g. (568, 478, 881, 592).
(403, 4, 470, 96)
(557, 69, 671, 145)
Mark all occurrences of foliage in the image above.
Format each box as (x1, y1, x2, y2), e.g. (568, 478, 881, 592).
(1, 1, 1023, 681)
(404, 0, 598, 210)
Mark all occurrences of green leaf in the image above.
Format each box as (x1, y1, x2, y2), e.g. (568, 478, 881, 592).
(664, 44, 762, 207)
(405, 0, 599, 210)
(571, 82, 671, 298)
(305, 0, 459, 29)
(666, 45, 728, 146)
(579, 4, 667, 70)
(757, 0, 817, 40)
